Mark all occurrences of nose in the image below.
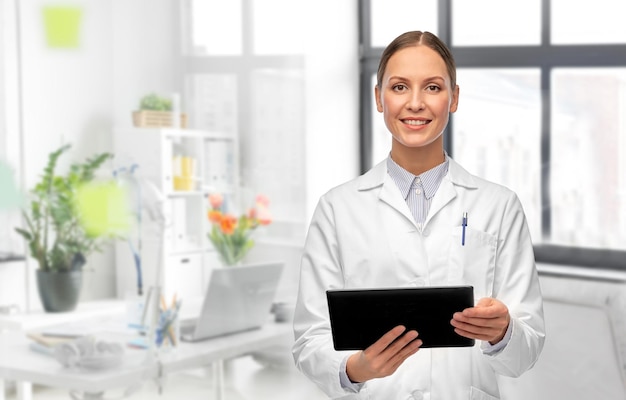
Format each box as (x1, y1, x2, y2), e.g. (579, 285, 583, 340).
(406, 90, 424, 111)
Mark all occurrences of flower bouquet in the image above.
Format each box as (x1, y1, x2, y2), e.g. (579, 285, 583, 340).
(207, 193, 272, 266)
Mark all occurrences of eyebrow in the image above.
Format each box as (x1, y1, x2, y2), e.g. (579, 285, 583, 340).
(387, 75, 446, 82)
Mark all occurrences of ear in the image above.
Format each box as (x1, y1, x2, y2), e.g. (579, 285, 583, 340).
(449, 85, 460, 113)
(374, 85, 383, 113)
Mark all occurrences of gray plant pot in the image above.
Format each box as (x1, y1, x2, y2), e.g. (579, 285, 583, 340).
(36, 269, 83, 313)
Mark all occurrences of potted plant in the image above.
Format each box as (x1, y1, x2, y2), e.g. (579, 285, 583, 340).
(15, 144, 114, 312)
(132, 93, 187, 128)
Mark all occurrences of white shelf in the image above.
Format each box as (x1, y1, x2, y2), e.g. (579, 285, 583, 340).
(117, 126, 233, 140)
(113, 127, 239, 302)
(166, 190, 206, 198)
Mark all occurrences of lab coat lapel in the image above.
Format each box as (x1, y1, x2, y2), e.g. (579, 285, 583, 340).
(424, 177, 457, 226)
(379, 176, 416, 225)
(424, 157, 477, 226)
(357, 160, 416, 226)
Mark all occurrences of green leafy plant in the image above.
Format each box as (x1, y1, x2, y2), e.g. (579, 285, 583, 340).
(15, 144, 114, 272)
(139, 93, 172, 111)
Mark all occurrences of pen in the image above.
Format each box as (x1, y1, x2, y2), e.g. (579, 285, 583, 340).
(462, 212, 467, 246)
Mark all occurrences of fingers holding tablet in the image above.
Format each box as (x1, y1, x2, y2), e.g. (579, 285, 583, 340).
(346, 325, 423, 383)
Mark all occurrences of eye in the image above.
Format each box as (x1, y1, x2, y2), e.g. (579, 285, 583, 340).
(425, 85, 441, 92)
(392, 84, 408, 92)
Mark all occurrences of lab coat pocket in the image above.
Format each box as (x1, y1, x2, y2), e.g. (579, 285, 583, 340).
(447, 227, 497, 300)
(469, 386, 500, 400)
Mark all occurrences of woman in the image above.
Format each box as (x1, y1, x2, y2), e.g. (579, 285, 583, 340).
(292, 31, 545, 399)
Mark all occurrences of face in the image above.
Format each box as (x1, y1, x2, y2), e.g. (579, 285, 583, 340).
(375, 45, 459, 153)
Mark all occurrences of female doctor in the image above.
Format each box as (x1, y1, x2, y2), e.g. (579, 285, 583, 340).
(292, 31, 545, 400)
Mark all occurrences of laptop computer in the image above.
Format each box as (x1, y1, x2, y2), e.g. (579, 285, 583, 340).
(326, 285, 474, 350)
(180, 261, 284, 342)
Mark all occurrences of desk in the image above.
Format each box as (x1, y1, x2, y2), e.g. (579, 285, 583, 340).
(0, 321, 292, 400)
(0, 300, 126, 332)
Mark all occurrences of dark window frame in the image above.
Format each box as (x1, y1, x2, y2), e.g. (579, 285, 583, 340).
(359, 0, 626, 271)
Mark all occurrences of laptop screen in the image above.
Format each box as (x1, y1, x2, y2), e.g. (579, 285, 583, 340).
(183, 261, 284, 341)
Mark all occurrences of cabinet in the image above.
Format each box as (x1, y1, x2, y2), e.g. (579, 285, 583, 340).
(112, 127, 238, 302)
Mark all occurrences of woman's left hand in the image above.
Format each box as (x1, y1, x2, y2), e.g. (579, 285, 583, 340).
(450, 297, 510, 345)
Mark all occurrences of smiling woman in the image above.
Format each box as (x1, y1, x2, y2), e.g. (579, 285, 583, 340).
(374, 44, 459, 174)
(293, 31, 545, 399)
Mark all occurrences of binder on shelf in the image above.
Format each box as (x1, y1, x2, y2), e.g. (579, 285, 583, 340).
(205, 139, 233, 190)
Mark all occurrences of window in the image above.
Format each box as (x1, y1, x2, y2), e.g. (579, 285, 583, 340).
(359, 0, 626, 270)
(453, 68, 542, 241)
(551, 0, 626, 45)
(550, 68, 626, 250)
(452, 0, 541, 46)
(370, 0, 438, 48)
(181, 0, 307, 241)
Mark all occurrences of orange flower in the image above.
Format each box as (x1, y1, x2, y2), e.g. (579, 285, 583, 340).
(208, 210, 222, 224)
(207, 193, 272, 266)
(219, 214, 237, 235)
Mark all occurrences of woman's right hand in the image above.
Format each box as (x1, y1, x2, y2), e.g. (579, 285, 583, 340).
(346, 325, 422, 383)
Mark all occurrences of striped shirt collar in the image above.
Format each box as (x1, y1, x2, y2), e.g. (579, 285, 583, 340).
(386, 153, 450, 200)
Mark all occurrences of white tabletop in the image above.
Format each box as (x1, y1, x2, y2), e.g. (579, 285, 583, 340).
(0, 300, 126, 332)
(0, 330, 150, 392)
(0, 320, 292, 393)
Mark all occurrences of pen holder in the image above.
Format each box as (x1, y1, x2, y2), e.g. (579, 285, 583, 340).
(155, 307, 180, 353)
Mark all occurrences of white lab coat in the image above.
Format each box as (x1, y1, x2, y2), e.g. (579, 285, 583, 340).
(293, 157, 545, 400)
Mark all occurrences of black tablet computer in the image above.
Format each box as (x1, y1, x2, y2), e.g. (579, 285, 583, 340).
(326, 285, 474, 350)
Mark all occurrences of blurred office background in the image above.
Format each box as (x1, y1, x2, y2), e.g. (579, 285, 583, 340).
(0, 0, 625, 399)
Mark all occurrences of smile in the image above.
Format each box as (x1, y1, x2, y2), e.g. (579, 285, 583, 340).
(402, 119, 430, 126)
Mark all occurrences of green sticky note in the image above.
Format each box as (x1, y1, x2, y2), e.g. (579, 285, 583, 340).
(75, 181, 132, 237)
(0, 161, 23, 210)
(43, 6, 82, 48)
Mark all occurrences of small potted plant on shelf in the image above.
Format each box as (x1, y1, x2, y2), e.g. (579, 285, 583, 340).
(206, 193, 272, 266)
(14, 144, 115, 312)
(132, 93, 187, 128)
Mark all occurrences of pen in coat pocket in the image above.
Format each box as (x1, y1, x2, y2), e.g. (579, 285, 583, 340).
(462, 212, 467, 246)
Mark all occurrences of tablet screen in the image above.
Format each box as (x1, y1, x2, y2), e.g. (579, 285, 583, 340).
(326, 285, 475, 350)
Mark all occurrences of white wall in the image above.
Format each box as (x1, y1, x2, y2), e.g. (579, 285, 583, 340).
(0, 1, 6, 153)
(111, 0, 179, 129)
(19, 1, 113, 183)
(12, 0, 179, 308)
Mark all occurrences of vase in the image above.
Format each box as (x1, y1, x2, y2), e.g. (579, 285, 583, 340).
(216, 248, 251, 267)
(36, 253, 86, 312)
(36, 268, 83, 313)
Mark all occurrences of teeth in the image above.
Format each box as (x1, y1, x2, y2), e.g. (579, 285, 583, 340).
(404, 119, 429, 126)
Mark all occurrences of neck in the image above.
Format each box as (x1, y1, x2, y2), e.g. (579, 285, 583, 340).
(390, 141, 445, 176)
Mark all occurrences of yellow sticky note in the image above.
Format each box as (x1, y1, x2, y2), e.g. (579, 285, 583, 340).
(43, 6, 82, 48)
(75, 181, 132, 237)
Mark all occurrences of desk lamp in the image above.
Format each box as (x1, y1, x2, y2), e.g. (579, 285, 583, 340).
(112, 166, 169, 356)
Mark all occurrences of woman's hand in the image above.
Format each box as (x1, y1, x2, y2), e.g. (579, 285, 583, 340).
(451, 297, 510, 344)
(346, 325, 422, 383)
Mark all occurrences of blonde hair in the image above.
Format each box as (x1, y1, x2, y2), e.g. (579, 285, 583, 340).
(376, 31, 457, 89)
